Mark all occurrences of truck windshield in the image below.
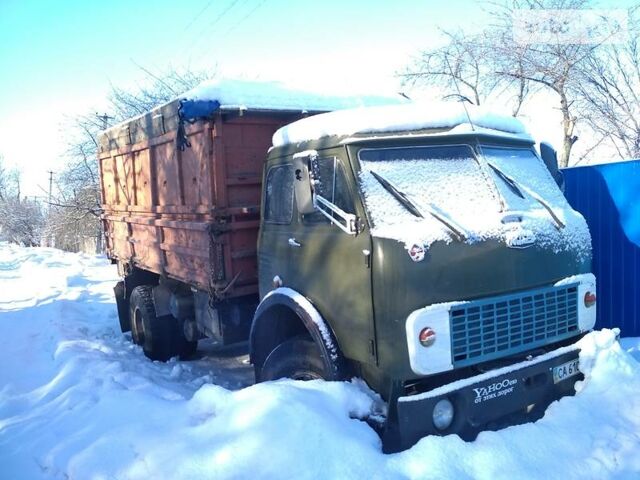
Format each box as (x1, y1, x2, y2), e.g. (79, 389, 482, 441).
(358, 144, 567, 245)
(480, 147, 567, 223)
(358, 145, 498, 243)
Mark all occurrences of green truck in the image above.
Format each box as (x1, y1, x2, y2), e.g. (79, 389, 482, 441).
(100, 81, 596, 451)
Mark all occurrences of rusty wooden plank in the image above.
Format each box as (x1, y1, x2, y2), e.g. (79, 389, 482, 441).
(100, 112, 308, 298)
(97, 123, 207, 159)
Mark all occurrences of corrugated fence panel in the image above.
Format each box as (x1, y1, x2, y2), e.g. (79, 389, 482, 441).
(563, 160, 640, 337)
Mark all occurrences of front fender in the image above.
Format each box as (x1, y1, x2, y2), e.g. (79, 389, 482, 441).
(250, 287, 346, 379)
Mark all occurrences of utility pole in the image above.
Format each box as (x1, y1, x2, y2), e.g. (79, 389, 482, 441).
(95, 112, 114, 130)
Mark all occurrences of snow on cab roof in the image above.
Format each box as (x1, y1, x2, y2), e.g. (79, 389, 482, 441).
(272, 102, 533, 147)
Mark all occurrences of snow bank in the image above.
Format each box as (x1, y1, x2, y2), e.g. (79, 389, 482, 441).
(272, 102, 532, 147)
(1, 243, 639, 479)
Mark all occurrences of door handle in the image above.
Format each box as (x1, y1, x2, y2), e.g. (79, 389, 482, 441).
(288, 237, 302, 248)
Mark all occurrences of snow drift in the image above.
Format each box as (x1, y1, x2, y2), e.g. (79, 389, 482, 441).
(0, 243, 639, 479)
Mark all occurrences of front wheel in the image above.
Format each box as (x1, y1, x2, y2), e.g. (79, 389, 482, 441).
(259, 335, 331, 382)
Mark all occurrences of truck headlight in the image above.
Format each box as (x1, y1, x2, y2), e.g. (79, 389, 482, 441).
(432, 398, 454, 431)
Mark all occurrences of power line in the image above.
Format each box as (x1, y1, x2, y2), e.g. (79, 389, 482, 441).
(189, 0, 267, 66)
(220, 0, 268, 37)
(187, 0, 245, 54)
(182, 0, 217, 32)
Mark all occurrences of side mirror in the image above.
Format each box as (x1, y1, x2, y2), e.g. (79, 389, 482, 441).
(540, 142, 565, 191)
(292, 151, 317, 214)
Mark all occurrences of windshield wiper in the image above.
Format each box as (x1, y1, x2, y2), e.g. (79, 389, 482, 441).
(487, 163, 525, 199)
(369, 171, 466, 241)
(369, 170, 423, 218)
(487, 162, 565, 230)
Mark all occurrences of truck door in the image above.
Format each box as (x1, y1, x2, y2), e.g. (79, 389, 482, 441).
(258, 161, 297, 297)
(286, 154, 375, 365)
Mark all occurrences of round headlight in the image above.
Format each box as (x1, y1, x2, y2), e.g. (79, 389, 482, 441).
(419, 327, 436, 347)
(432, 398, 455, 431)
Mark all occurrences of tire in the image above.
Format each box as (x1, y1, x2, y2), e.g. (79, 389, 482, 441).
(259, 335, 330, 382)
(128, 285, 197, 361)
(114, 281, 131, 333)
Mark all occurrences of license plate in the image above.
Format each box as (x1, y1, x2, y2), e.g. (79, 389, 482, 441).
(552, 359, 580, 383)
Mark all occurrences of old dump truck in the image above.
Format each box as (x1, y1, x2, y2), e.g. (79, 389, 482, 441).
(99, 80, 597, 451)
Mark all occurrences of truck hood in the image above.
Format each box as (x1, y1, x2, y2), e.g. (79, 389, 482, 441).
(370, 223, 592, 379)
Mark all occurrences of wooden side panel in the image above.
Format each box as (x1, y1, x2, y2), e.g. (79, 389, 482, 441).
(162, 226, 210, 288)
(115, 152, 138, 208)
(154, 141, 181, 206)
(133, 149, 153, 208)
(99, 112, 301, 297)
(181, 127, 212, 207)
(130, 223, 163, 271)
(101, 157, 118, 206)
(112, 220, 131, 260)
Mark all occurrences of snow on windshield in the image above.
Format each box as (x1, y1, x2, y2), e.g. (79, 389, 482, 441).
(359, 145, 591, 258)
(359, 145, 500, 247)
(483, 147, 592, 257)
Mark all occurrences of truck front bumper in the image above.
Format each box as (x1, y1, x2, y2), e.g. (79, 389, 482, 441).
(388, 346, 582, 452)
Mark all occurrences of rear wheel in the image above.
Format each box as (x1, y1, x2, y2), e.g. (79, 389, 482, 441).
(128, 285, 197, 361)
(114, 281, 131, 333)
(259, 335, 330, 381)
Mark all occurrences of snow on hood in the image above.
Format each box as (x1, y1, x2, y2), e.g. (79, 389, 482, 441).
(272, 102, 533, 147)
(2, 244, 639, 479)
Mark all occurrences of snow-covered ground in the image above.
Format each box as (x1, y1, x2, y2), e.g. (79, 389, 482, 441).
(1, 243, 639, 480)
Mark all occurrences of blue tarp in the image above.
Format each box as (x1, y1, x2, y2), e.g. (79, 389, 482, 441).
(563, 160, 640, 337)
(179, 99, 221, 121)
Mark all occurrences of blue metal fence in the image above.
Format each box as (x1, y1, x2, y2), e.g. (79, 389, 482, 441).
(563, 160, 640, 337)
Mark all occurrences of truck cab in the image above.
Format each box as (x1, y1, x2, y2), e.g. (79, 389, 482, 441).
(250, 103, 596, 450)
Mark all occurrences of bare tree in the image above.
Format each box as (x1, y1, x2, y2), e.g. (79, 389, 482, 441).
(401, 0, 625, 167)
(578, 9, 640, 159)
(493, 0, 605, 167)
(403, 30, 500, 107)
(109, 67, 213, 119)
(0, 156, 44, 246)
(0, 154, 21, 202)
(48, 66, 214, 253)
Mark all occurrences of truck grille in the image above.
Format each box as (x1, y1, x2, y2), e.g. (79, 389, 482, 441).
(450, 284, 579, 367)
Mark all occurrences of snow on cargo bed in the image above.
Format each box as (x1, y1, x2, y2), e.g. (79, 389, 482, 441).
(272, 102, 533, 146)
(184, 78, 404, 112)
(102, 78, 404, 135)
(1, 243, 639, 479)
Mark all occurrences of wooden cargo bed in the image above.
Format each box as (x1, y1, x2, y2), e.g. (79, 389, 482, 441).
(99, 106, 305, 299)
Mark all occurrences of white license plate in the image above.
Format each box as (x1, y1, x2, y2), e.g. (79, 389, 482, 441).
(552, 359, 580, 383)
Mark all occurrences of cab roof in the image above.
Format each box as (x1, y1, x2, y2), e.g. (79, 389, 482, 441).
(272, 102, 533, 147)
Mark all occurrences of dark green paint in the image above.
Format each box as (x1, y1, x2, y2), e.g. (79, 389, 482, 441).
(259, 132, 590, 392)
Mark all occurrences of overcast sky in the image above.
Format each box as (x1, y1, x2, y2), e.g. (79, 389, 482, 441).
(0, 0, 628, 196)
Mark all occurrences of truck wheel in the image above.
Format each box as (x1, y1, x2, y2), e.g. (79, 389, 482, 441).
(129, 285, 197, 361)
(259, 335, 329, 381)
(114, 281, 131, 333)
